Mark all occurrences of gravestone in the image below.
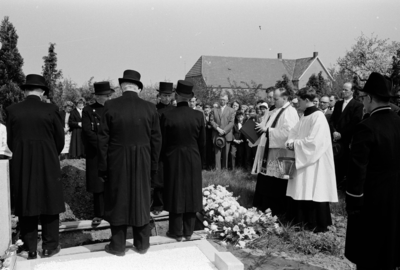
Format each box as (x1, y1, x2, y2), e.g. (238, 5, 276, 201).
(0, 160, 11, 255)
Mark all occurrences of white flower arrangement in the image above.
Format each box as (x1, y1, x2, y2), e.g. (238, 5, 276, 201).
(0, 239, 23, 270)
(202, 185, 282, 248)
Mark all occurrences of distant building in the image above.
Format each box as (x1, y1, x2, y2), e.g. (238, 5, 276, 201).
(185, 52, 333, 99)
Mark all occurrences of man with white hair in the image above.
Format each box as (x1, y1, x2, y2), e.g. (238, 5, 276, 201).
(98, 70, 162, 256)
(329, 82, 363, 190)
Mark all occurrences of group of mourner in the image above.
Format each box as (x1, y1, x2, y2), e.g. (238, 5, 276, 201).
(2, 68, 399, 270)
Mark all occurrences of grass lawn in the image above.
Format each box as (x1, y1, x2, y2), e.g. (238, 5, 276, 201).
(202, 168, 353, 270)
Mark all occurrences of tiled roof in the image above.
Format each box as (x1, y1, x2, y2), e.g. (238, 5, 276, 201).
(186, 55, 322, 88)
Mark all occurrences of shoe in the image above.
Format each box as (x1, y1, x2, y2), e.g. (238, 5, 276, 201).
(152, 210, 161, 216)
(136, 247, 149, 255)
(92, 217, 103, 226)
(41, 245, 61, 258)
(17, 249, 37, 260)
(183, 235, 192, 241)
(105, 244, 125, 256)
(27, 251, 37, 260)
(166, 231, 183, 242)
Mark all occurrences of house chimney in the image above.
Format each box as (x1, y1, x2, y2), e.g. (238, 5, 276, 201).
(313, 52, 318, 58)
(277, 53, 282, 60)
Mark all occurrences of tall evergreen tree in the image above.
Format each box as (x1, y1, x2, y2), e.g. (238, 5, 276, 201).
(42, 43, 62, 101)
(0, 16, 25, 111)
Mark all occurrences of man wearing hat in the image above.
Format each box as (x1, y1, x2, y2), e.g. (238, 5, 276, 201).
(152, 82, 174, 215)
(98, 70, 161, 256)
(160, 80, 205, 241)
(6, 74, 65, 259)
(82, 81, 114, 226)
(345, 72, 400, 270)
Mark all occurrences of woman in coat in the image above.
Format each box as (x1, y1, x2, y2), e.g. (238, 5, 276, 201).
(68, 97, 86, 158)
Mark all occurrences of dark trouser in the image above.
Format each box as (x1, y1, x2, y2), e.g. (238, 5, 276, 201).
(152, 188, 163, 211)
(335, 146, 350, 191)
(110, 223, 150, 252)
(215, 142, 231, 170)
(169, 212, 196, 237)
(20, 215, 59, 252)
(231, 142, 245, 169)
(93, 192, 105, 218)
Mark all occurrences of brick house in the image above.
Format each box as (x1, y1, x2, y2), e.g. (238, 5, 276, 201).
(185, 52, 334, 99)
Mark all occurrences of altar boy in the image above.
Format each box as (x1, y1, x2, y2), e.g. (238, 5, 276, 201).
(285, 87, 338, 232)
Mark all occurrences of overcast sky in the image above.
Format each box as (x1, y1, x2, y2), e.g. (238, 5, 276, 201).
(1, 0, 399, 87)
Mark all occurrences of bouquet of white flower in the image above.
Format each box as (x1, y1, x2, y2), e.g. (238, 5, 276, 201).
(202, 185, 282, 248)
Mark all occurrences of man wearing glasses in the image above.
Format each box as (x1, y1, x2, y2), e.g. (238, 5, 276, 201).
(345, 72, 400, 270)
(320, 95, 332, 121)
(329, 82, 363, 190)
(82, 82, 114, 226)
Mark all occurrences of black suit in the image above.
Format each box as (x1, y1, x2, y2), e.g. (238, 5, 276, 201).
(345, 107, 400, 269)
(160, 102, 205, 237)
(98, 91, 162, 252)
(6, 95, 65, 252)
(329, 99, 363, 188)
(82, 102, 106, 218)
(152, 102, 174, 212)
(231, 122, 245, 168)
(68, 108, 85, 158)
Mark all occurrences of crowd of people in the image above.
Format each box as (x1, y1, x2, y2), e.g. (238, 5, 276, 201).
(2, 70, 399, 270)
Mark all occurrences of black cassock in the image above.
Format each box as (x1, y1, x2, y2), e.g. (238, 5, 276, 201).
(82, 102, 105, 193)
(68, 108, 85, 158)
(161, 102, 205, 214)
(98, 92, 162, 226)
(6, 96, 65, 216)
(345, 107, 400, 269)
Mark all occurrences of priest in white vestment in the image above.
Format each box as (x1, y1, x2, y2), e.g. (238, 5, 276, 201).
(285, 87, 338, 232)
(252, 88, 299, 216)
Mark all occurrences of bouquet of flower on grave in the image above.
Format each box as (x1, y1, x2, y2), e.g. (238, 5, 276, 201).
(0, 239, 23, 270)
(202, 185, 282, 248)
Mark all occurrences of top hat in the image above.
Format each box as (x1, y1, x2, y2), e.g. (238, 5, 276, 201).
(118, 70, 143, 90)
(20, 74, 49, 95)
(94, 81, 114, 95)
(175, 80, 194, 98)
(157, 82, 174, 94)
(361, 72, 394, 98)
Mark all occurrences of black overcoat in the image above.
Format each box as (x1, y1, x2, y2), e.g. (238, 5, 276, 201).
(82, 102, 105, 193)
(68, 108, 85, 158)
(98, 91, 162, 226)
(6, 96, 65, 216)
(345, 107, 400, 269)
(153, 102, 174, 189)
(161, 102, 205, 213)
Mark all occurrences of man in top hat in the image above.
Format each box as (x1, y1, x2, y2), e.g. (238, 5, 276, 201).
(98, 70, 162, 256)
(152, 82, 174, 215)
(6, 74, 65, 259)
(160, 80, 205, 241)
(82, 81, 114, 226)
(345, 72, 400, 270)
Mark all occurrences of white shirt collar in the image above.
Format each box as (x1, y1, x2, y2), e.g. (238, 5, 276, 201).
(344, 97, 353, 103)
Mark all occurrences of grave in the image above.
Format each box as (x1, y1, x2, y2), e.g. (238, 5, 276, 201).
(0, 160, 11, 255)
(16, 239, 243, 270)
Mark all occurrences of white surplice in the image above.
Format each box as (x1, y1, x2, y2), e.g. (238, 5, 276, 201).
(286, 110, 338, 202)
(252, 102, 299, 178)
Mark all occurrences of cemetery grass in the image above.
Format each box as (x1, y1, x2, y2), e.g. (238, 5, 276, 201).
(202, 168, 353, 270)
